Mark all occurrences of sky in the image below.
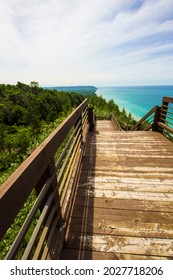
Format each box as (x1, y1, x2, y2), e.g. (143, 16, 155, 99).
(0, 0, 173, 87)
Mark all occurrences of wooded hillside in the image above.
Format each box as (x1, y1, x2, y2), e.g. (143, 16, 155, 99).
(0, 82, 136, 184)
(0, 82, 84, 179)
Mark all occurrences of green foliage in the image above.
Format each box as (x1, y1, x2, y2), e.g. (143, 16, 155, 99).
(4, 126, 31, 154)
(0, 190, 39, 259)
(0, 83, 137, 259)
(87, 95, 136, 126)
(30, 81, 39, 87)
(0, 82, 84, 176)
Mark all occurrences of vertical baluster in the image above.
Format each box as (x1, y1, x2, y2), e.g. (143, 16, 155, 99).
(159, 97, 169, 134)
(88, 107, 95, 131)
(152, 106, 161, 131)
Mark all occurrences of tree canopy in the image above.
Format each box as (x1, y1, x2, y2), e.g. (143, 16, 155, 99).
(0, 82, 136, 181)
(0, 82, 84, 173)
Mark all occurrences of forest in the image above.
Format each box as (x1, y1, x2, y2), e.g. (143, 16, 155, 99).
(0, 82, 136, 185)
(0, 82, 84, 183)
(0, 81, 137, 259)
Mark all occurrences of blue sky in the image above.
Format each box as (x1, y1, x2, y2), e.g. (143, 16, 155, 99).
(0, 0, 173, 86)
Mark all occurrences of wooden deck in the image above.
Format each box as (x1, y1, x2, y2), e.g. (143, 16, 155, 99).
(60, 120, 173, 260)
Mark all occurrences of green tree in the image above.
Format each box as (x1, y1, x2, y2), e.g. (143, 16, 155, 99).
(4, 126, 32, 155)
(30, 81, 39, 87)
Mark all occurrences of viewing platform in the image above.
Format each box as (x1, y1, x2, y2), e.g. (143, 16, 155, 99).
(0, 97, 173, 260)
(59, 121, 173, 260)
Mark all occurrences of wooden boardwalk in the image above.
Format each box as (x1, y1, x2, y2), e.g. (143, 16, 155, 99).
(60, 120, 173, 260)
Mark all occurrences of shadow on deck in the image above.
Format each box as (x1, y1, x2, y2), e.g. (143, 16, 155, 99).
(60, 121, 173, 260)
(1, 97, 173, 260)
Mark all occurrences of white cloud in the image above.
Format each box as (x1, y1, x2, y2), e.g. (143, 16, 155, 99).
(0, 0, 173, 86)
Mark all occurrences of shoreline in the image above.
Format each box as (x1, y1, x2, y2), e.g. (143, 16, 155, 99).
(96, 86, 173, 121)
(95, 88, 140, 121)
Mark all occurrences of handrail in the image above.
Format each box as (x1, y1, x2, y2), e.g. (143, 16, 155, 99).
(111, 113, 123, 131)
(130, 106, 158, 131)
(158, 122, 173, 135)
(158, 96, 173, 139)
(1, 95, 173, 259)
(129, 96, 173, 141)
(0, 99, 91, 259)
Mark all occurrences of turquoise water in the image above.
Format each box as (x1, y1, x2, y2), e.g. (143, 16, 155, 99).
(97, 86, 173, 120)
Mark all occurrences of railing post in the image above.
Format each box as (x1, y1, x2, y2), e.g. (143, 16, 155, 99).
(48, 155, 59, 199)
(88, 107, 95, 131)
(74, 114, 83, 146)
(35, 155, 60, 214)
(111, 113, 122, 131)
(159, 97, 169, 134)
(160, 98, 169, 123)
(152, 106, 161, 131)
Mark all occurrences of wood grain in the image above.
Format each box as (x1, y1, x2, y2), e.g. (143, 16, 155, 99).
(60, 120, 173, 260)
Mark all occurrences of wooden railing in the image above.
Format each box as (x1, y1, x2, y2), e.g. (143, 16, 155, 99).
(130, 96, 173, 140)
(158, 96, 173, 138)
(0, 96, 172, 259)
(111, 113, 123, 131)
(130, 106, 160, 131)
(0, 99, 93, 259)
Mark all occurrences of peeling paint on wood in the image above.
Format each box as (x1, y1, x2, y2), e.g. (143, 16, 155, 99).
(67, 234, 173, 257)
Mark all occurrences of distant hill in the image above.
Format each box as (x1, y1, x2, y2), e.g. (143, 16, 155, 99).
(44, 86, 97, 96)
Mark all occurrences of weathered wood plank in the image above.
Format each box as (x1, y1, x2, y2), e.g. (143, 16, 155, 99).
(60, 120, 173, 260)
(60, 248, 172, 260)
(78, 170, 173, 180)
(60, 249, 120, 260)
(68, 217, 173, 238)
(74, 197, 173, 212)
(81, 158, 173, 168)
(78, 182, 173, 193)
(90, 141, 173, 149)
(66, 233, 173, 257)
(85, 150, 173, 158)
(76, 189, 173, 202)
(80, 166, 173, 175)
(71, 206, 173, 224)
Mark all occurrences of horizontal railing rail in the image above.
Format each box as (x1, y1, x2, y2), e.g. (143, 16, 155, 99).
(130, 106, 159, 131)
(158, 96, 173, 140)
(0, 95, 172, 259)
(0, 99, 91, 259)
(111, 113, 123, 131)
(129, 96, 173, 141)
